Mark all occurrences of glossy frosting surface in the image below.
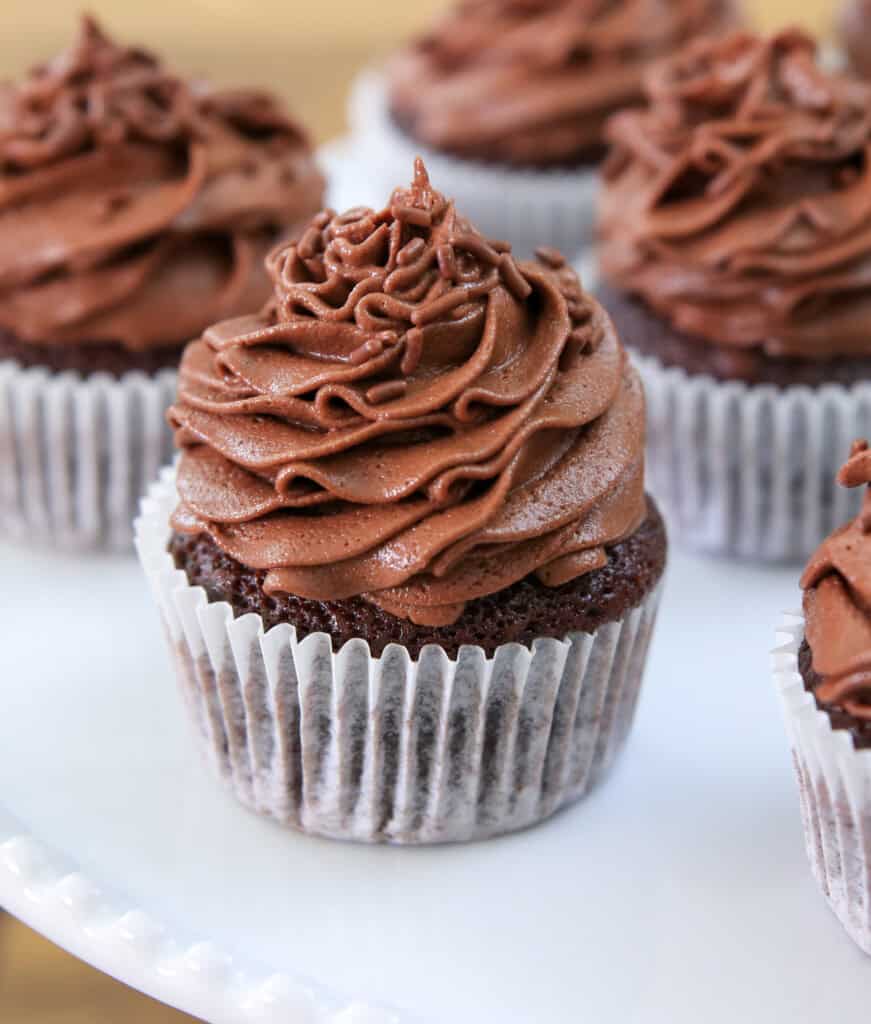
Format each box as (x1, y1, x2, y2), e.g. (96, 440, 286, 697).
(0, 17, 324, 351)
(802, 441, 871, 720)
(388, 0, 737, 167)
(170, 161, 647, 625)
(600, 29, 871, 361)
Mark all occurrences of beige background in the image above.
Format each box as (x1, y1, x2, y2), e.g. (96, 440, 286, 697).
(0, 0, 841, 143)
(0, 0, 842, 1021)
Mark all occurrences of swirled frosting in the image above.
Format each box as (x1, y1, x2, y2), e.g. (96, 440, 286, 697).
(599, 29, 871, 360)
(0, 16, 324, 351)
(169, 160, 648, 627)
(387, 0, 738, 167)
(802, 441, 871, 720)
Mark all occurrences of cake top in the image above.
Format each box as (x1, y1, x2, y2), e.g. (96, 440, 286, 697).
(801, 441, 871, 721)
(170, 160, 648, 627)
(0, 16, 324, 351)
(599, 29, 871, 361)
(388, 0, 737, 167)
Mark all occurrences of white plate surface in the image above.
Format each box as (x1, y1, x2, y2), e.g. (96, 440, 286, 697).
(2, 144, 870, 1022)
(2, 536, 870, 1023)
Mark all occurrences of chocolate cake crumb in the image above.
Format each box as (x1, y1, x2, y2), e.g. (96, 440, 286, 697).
(388, 108, 607, 171)
(596, 282, 871, 388)
(170, 499, 667, 659)
(0, 327, 184, 378)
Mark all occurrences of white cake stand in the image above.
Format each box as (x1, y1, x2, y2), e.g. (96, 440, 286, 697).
(2, 147, 870, 1022)
(3, 534, 871, 1023)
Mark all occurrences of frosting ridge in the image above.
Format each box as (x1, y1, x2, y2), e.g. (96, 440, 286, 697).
(802, 441, 871, 719)
(0, 16, 324, 351)
(599, 29, 871, 361)
(170, 160, 647, 626)
(387, 0, 737, 167)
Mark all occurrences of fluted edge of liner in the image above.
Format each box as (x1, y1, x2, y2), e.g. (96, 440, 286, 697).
(137, 466, 662, 844)
(773, 615, 871, 954)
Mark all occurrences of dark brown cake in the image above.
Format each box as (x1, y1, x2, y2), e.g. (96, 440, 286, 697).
(389, 108, 605, 172)
(596, 283, 871, 389)
(0, 328, 185, 378)
(799, 639, 871, 751)
(171, 500, 666, 659)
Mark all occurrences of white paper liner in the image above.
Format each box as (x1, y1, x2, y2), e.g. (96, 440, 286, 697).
(0, 358, 176, 551)
(347, 70, 599, 261)
(136, 466, 663, 845)
(637, 353, 871, 562)
(774, 615, 871, 955)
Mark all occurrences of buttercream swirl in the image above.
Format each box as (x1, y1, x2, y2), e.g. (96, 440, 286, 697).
(802, 441, 871, 720)
(599, 29, 871, 360)
(169, 160, 647, 626)
(0, 16, 324, 351)
(388, 0, 737, 167)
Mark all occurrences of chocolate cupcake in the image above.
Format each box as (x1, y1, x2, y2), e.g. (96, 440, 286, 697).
(349, 0, 738, 259)
(598, 29, 871, 561)
(774, 441, 871, 955)
(136, 160, 667, 844)
(0, 17, 324, 549)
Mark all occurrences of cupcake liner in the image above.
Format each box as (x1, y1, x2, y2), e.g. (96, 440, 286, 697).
(136, 466, 663, 845)
(637, 353, 871, 562)
(0, 358, 177, 551)
(348, 70, 599, 261)
(773, 616, 871, 955)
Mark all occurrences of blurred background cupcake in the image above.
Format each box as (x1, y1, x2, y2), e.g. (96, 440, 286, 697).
(774, 441, 871, 956)
(349, 0, 741, 259)
(0, 16, 324, 549)
(137, 160, 667, 845)
(597, 28, 871, 562)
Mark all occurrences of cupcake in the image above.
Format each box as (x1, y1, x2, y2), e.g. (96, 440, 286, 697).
(349, 0, 738, 260)
(598, 29, 871, 561)
(136, 159, 667, 845)
(774, 441, 871, 955)
(0, 16, 324, 549)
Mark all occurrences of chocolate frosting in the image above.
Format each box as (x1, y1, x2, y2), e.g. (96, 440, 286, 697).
(170, 160, 648, 627)
(599, 29, 871, 361)
(0, 17, 324, 351)
(387, 0, 737, 167)
(802, 441, 871, 720)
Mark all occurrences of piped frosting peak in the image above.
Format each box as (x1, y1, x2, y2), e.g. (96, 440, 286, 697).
(262, 159, 535, 382)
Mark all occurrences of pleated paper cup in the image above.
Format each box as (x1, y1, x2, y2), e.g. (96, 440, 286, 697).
(0, 358, 176, 551)
(136, 467, 663, 845)
(638, 354, 871, 562)
(348, 69, 599, 261)
(773, 615, 871, 956)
